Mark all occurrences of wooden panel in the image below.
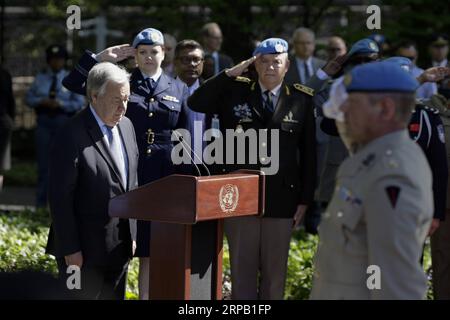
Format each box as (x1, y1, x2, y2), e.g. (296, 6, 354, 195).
(215, 220, 224, 300)
(149, 223, 191, 300)
(109, 175, 197, 223)
(196, 174, 260, 221)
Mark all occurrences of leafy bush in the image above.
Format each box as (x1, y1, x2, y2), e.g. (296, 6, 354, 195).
(0, 211, 434, 300)
(0, 209, 55, 273)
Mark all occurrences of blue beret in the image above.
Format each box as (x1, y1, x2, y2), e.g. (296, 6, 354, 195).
(46, 45, 68, 60)
(368, 34, 386, 45)
(348, 38, 379, 57)
(253, 38, 288, 56)
(383, 56, 413, 73)
(345, 61, 419, 93)
(132, 28, 164, 48)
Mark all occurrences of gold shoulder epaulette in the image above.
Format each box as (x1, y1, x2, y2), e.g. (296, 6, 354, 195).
(293, 83, 314, 96)
(235, 76, 251, 83)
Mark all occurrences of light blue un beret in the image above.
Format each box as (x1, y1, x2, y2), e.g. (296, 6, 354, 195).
(132, 28, 164, 48)
(348, 38, 379, 57)
(253, 38, 288, 56)
(345, 61, 419, 93)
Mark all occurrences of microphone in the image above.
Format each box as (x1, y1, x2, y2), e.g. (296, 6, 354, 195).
(172, 129, 211, 176)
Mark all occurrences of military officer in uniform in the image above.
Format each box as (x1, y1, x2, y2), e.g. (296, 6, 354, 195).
(311, 62, 433, 299)
(385, 57, 450, 237)
(311, 38, 380, 234)
(188, 38, 317, 299)
(26, 45, 85, 208)
(62, 28, 189, 299)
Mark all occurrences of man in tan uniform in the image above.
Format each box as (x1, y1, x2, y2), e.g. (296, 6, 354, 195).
(311, 61, 433, 299)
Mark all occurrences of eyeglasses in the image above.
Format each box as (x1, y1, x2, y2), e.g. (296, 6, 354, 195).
(177, 57, 204, 66)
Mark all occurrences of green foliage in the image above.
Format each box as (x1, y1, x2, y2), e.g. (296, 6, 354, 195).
(0, 211, 435, 300)
(285, 230, 318, 300)
(2, 162, 37, 187)
(0, 210, 56, 274)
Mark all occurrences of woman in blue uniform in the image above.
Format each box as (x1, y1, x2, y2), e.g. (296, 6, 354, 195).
(62, 28, 189, 299)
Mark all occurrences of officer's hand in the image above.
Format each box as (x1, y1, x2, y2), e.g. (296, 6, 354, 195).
(293, 204, 307, 228)
(417, 67, 450, 84)
(225, 55, 260, 78)
(96, 44, 136, 63)
(64, 251, 83, 268)
(39, 98, 58, 109)
(322, 54, 348, 77)
(428, 218, 440, 236)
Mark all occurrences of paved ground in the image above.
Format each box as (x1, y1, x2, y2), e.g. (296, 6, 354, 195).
(0, 186, 36, 212)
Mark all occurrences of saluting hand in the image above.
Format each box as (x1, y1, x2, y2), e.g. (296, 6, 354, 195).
(96, 44, 136, 63)
(322, 53, 348, 77)
(225, 54, 260, 78)
(417, 66, 450, 84)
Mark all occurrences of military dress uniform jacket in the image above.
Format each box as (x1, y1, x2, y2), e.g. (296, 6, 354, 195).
(62, 50, 189, 185)
(311, 130, 433, 299)
(187, 71, 317, 218)
(408, 103, 448, 220)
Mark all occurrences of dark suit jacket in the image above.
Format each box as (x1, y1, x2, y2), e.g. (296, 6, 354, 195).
(218, 53, 234, 72)
(188, 72, 317, 218)
(46, 107, 139, 267)
(285, 55, 326, 87)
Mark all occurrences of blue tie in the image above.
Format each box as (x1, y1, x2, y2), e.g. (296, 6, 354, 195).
(264, 90, 275, 113)
(146, 78, 156, 94)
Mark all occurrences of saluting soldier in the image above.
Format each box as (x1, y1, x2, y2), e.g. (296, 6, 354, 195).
(61, 28, 189, 300)
(188, 38, 317, 299)
(311, 62, 433, 299)
(385, 56, 450, 236)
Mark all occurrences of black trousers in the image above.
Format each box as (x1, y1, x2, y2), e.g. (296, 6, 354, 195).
(56, 258, 129, 300)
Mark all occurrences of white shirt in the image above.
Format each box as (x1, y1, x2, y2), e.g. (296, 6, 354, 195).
(432, 59, 448, 68)
(141, 68, 162, 82)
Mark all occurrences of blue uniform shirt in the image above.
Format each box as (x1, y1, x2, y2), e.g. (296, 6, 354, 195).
(26, 68, 85, 114)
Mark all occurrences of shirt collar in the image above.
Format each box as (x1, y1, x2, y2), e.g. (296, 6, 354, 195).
(296, 56, 312, 65)
(140, 68, 163, 83)
(89, 104, 109, 133)
(433, 59, 448, 67)
(258, 81, 282, 97)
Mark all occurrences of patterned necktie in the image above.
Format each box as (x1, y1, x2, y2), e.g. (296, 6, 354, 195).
(264, 90, 275, 113)
(104, 125, 127, 187)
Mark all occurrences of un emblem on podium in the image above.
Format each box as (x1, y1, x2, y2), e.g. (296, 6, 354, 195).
(219, 184, 239, 213)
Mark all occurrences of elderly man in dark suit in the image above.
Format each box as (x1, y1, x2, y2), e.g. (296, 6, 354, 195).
(45, 62, 139, 300)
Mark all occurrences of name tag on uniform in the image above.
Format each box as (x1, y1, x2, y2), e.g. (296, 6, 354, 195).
(162, 95, 180, 103)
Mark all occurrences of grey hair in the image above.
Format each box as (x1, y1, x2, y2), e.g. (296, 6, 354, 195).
(86, 62, 130, 102)
(292, 27, 315, 40)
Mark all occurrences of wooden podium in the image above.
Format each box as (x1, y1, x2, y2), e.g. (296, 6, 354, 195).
(109, 170, 265, 300)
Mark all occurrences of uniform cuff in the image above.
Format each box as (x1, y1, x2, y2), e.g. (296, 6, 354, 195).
(316, 68, 330, 81)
